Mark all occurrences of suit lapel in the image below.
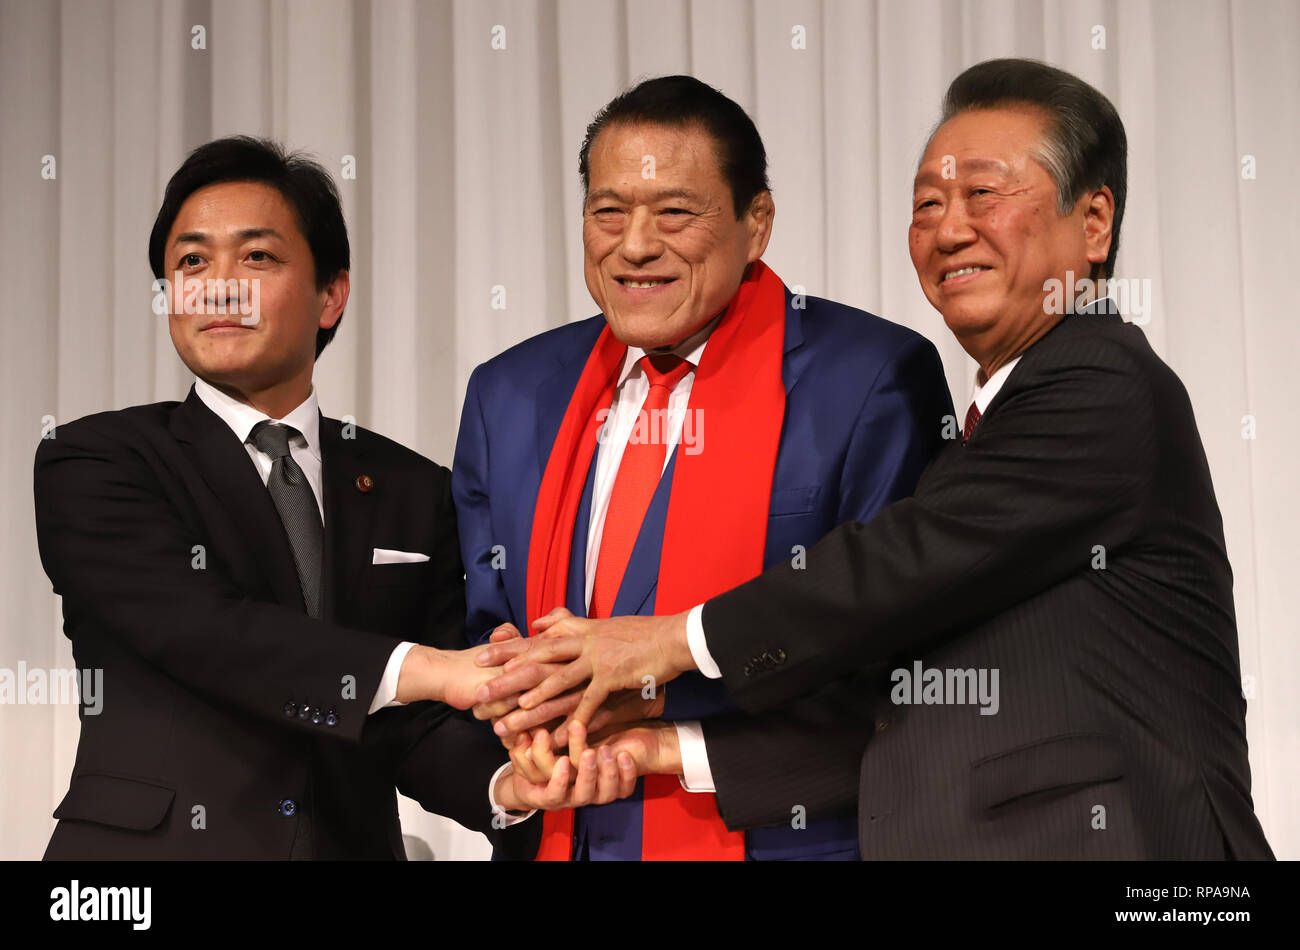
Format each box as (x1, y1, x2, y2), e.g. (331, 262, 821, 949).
(169, 386, 305, 612)
(780, 287, 809, 398)
(319, 415, 372, 623)
(535, 321, 610, 476)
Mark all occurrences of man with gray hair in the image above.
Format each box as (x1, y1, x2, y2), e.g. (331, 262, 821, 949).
(479, 58, 1274, 860)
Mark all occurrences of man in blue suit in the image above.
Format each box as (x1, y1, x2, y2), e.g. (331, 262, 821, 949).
(455, 76, 952, 860)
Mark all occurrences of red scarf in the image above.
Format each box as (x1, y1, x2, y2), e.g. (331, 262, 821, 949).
(526, 261, 787, 860)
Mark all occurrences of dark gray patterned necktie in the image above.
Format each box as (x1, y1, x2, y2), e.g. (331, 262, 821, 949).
(248, 421, 323, 618)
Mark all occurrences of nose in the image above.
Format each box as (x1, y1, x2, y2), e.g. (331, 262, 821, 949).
(203, 257, 240, 313)
(935, 199, 976, 254)
(619, 206, 664, 265)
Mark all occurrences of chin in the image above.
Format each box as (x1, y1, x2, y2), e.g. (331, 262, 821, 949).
(605, 314, 687, 350)
(938, 304, 1000, 338)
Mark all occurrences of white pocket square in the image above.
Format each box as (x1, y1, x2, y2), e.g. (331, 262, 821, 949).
(372, 548, 430, 565)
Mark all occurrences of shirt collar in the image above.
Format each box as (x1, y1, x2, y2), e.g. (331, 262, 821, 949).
(971, 355, 1022, 415)
(193, 377, 322, 461)
(969, 293, 1120, 414)
(614, 311, 722, 388)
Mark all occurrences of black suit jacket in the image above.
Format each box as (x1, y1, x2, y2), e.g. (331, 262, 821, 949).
(35, 386, 517, 859)
(703, 309, 1274, 859)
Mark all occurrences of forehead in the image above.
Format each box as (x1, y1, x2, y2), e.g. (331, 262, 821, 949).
(171, 180, 298, 233)
(915, 106, 1052, 183)
(587, 121, 723, 183)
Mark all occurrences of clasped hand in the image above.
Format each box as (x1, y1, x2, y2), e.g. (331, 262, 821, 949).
(475, 608, 695, 811)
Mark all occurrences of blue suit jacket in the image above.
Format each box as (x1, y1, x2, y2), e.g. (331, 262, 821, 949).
(453, 288, 953, 859)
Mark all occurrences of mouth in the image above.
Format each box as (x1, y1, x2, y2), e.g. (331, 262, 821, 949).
(200, 321, 255, 332)
(940, 265, 992, 286)
(616, 276, 677, 290)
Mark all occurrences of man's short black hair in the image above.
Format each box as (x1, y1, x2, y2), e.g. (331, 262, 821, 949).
(578, 75, 770, 218)
(148, 136, 350, 358)
(938, 58, 1128, 280)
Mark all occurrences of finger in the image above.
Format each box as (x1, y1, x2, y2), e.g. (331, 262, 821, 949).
(509, 734, 546, 784)
(530, 728, 557, 777)
(475, 663, 550, 704)
(503, 637, 584, 671)
(566, 719, 588, 768)
(498, 690, 582, 736)
(570, 748, 598, 806)
(540, 756, 571, 809)
(475, 638, 533, 667)
(594, 746, 619, 804)
(530, 608, 572, 631)
(570, 680, 614, 733)
(615, 751, 637, 799)
(472, 697, 517, 721)
(518, 658, 595, 709)
(531, 615, 587, 639)
(488, 622, 522, 642)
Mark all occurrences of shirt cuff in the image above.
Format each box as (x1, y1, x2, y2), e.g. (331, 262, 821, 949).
(368, 641, 416, 714)
(675, 720, 715, 793)
(488, 762, 537, 826)
(686, 604, 722, 679)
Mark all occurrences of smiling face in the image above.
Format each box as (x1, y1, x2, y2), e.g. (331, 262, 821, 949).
(582, 122, 774, 350)
(164, 180, 347, 407)
(909, 106, 1112, 375)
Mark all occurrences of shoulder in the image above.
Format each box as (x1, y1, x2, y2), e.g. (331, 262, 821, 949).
(321, 418, 448, 483)
(469, 316, 606, 389)
(1019, 312, 1163, 390)
(794, 293, 946, 384)
(35, 402, 179, 463)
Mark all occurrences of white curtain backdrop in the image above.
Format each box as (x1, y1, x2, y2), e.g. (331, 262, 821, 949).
(1, 0, 1295, 860)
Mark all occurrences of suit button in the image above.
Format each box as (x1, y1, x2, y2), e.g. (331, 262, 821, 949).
(278, 799, 297, 817)
(874, 719, 889, 733)
(356, 474, 374, 493)
(743, 663, 754, 677)
(310, 708, 322, 725)
(283, 702, 297, 718)
(773, 649, 787, 665)
(298, 704, 310, 720)
(325, 709, 338, 727)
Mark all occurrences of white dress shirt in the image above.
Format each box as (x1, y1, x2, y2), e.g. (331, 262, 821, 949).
(684, 354, 1028, 686)
(193, 379, 521, 820)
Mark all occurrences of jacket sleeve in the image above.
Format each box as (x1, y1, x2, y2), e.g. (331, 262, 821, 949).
(452, 365, 518, 645)
(702, 332, 955, 827)
(704, 332, 1155, 713)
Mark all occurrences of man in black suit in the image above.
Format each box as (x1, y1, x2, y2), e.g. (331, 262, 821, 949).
(35, 137, 625, 859)
(479, 59, 1274, 860)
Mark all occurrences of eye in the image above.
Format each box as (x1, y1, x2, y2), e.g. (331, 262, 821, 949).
(661, 208, 690, 215)
(970, 188, 994, 197)
(247, 250, 275, 263)
(178, 253, 203, 268)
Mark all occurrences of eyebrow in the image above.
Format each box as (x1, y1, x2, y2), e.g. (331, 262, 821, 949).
(586, 187, 703, 205)
(913, 158, 1013, 188)
(171, 227, 288, 246)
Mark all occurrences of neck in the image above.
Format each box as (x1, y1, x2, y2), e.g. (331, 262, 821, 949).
(205, 373, 312, 420)
(973, 313, 1063, 380)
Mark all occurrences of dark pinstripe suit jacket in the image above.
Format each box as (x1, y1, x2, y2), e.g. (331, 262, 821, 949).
(702, 307, 1274, 860)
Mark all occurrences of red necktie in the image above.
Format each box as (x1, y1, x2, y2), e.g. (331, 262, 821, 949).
(962, 401, 982, 442)
(589, 354, 693, 619)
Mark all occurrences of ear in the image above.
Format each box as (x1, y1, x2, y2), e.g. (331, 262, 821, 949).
(1082, 186, 1115, 275)
(318, 269, 350, 331)
(743, 191, 775, 263)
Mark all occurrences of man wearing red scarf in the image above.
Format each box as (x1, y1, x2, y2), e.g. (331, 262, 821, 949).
(454, 76, 952, 860)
